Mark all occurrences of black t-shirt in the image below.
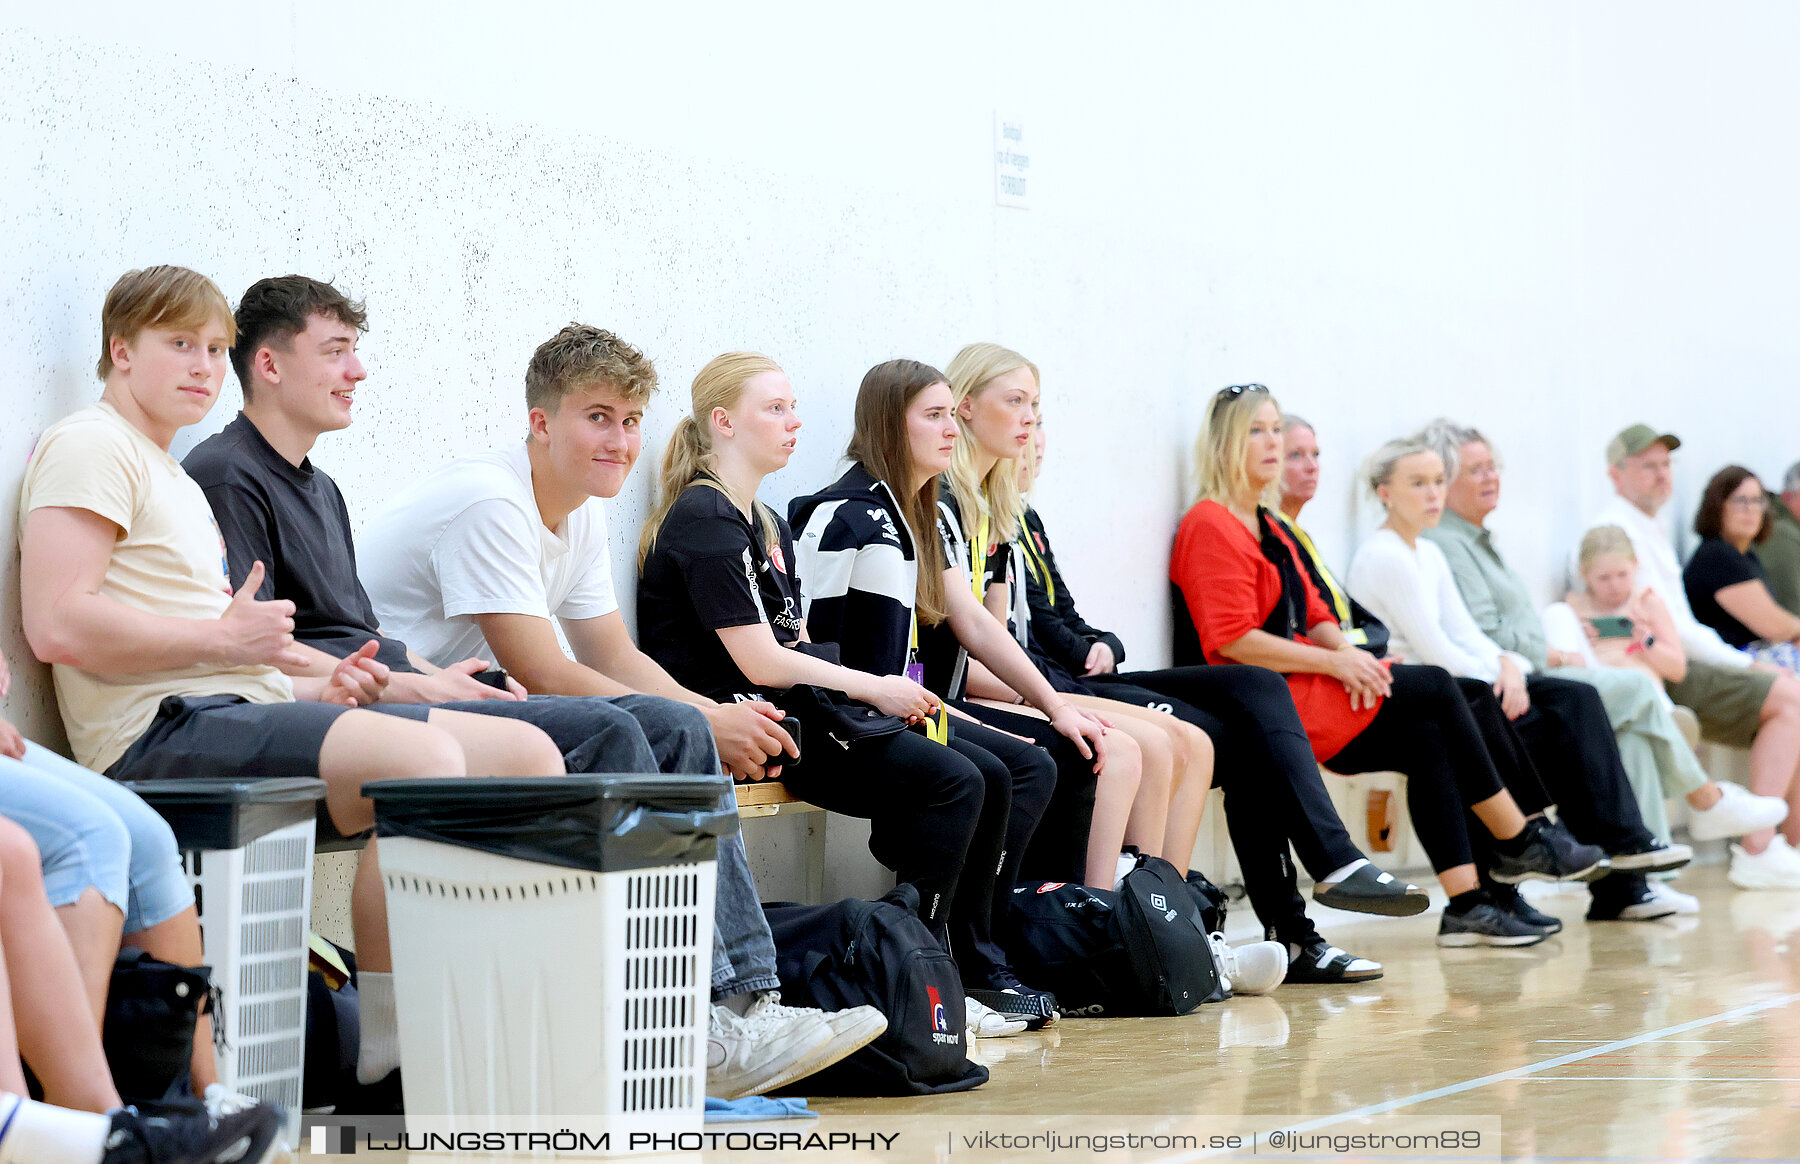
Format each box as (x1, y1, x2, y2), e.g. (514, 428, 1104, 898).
(183, 414, 414, 671)
(1684, 537, 1768, 649)
(637, 483, 805, 702)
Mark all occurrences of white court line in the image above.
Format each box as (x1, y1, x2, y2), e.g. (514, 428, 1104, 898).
(1167, 991, 1800, 1162)
(1528, 1076, 1800, 1082)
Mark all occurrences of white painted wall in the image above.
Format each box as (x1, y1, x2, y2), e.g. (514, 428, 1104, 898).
(4, 1, 1799, 749)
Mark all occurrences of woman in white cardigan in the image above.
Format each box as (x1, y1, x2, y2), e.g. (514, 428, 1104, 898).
(1345, 437, 1689, 923)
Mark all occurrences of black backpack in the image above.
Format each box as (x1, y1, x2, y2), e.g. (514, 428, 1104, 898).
(762, 885, 987, 1096)
(104, 948, 215, 1102)
(1002, 856, 1224, 1017)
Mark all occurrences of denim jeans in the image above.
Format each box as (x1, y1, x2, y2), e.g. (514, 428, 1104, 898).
(429, 694, 780, 999)
(4, 741, 194, 932)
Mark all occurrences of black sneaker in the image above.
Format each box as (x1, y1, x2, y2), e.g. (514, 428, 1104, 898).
(967, 968, 1059, 1030)
(1487, 883, 1563, 935)
(1608, 839, 1693, 875)
(1587, 872, 1680, 922)
(104, 1101, 283, 1164)
(1489, 818, 1610, 885)
(1437, 902, 1551, 947)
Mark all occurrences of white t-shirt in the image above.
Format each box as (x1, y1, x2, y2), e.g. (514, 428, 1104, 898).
(17, 403, 293, 771)
(1346, 527, 1531, 683)
(1579, 495, 1748, 670)
(357, 441, 619, 667)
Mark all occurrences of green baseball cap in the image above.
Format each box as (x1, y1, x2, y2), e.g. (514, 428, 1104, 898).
(1606, 424, 1681, 466)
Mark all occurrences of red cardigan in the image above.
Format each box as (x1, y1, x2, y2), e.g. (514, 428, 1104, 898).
(1170, 499, 1379, 760)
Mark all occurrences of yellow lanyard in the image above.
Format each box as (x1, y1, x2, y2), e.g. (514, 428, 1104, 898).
(969, 512, 991, 601)
(907, 611, 950, 745)
(1019, 527, 1053, 605)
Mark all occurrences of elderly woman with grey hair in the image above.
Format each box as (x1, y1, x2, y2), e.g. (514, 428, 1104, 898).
(1415, 420, 1785, 912)
(1345, 429, 1691, 923)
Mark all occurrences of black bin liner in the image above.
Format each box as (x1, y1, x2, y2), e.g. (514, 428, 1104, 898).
(120, 779, 328, 851)
(364, 774, 738, 874)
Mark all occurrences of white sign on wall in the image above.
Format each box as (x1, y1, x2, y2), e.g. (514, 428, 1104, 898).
(994, 113, 1029, 209)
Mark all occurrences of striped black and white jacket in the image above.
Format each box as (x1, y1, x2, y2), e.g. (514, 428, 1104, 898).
(788, 464, 970, 700)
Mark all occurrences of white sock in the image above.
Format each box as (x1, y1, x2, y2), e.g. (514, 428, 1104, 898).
(356, 971, 401, 1085)
(1321, 859, 1369, 886)
(1112, 851, 1137, 891)
(0, 1094, 109, 1164)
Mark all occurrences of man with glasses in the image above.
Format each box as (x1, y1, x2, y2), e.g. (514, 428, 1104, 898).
(1577, 425, 1800, 888)
(1422, 420, 1783, 911)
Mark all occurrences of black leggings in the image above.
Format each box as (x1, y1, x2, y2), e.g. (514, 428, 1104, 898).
(1091, 666, 1365, 944)
(1323, 664, 1513, 875)
(952, 701, 1094, 889)
(779, 719, 1051, 984)
(1481, 675, 1655, 853)
(776, 727, 988, 942)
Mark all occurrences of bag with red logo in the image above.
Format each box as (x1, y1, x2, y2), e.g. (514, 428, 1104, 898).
(1002, 855, 1224, 1017)
(762, 884, 987, 1095)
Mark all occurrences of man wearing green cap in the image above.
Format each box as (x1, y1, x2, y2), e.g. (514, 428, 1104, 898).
(1579, 424, 1800, 889)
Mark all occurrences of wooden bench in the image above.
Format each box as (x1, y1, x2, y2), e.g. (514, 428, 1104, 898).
(734, 781, 824, 818)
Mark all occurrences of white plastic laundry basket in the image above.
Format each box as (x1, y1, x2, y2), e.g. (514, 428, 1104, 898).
(185, 816, 314, 1145)
(379, 835, 717, 1145)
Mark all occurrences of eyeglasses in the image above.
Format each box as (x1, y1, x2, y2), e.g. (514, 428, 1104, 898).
(1728, 495, 1770, 511)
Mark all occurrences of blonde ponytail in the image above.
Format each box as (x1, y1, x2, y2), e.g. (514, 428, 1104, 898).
(638, 352, 785, 569)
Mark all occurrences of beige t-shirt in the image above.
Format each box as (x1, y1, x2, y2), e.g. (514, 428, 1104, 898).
(18, 402, 293, 771)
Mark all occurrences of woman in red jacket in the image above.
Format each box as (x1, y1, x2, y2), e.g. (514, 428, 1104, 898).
(1171, 385, 1606, 948)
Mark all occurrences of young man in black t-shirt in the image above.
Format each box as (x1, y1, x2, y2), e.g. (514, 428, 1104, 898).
(184, 277, 882, 1098)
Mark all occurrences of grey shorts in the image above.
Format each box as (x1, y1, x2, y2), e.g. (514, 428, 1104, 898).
(106, 695, 431, 840)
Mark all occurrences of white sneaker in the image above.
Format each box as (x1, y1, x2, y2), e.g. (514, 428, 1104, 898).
(1208, 932, 1288, 995)
(1645, 881, 1700, 915)
(965, 996, 1028, 1038)
(707, 999, 836, 1099)
(1729, 836, 1800, 890)
(741, 993, 888, 1078)
(1690, 782, 1790, 841)
(201, 1084, 293, 1164)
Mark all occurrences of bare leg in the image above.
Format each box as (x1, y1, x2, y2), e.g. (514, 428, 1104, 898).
(422, 708, 570, 777)
(1163, 723, 1214, 870)
(1746, 678, 1800, 853)
(1469, 791, 1528, 841)
(53, 889, 122, 1027)
(1438, 863, 1479, 896)
(1084, 732, 1142, 887)
(0, 821, 119, 1111)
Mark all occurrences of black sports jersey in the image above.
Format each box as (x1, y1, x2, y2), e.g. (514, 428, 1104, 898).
(638, 483, 804, 702)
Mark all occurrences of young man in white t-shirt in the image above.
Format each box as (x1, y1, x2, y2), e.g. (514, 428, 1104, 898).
(195, 280, 880, 1096)
(17, 266, 573, 1094)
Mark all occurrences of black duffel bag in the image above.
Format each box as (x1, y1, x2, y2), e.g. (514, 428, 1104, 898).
(763, 885, 986, 1095)
(1002, 855, 1224, 1017)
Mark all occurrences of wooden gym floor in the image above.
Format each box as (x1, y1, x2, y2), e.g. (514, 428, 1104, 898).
(786, 861, 1800, 1162)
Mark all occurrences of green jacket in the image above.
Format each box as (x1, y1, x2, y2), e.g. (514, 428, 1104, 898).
(1762, 493, 1800, 617)
(1421, 510, 1549, 670)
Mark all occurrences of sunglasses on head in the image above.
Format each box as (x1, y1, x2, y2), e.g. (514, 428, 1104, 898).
(1212, 383, 1269, 415)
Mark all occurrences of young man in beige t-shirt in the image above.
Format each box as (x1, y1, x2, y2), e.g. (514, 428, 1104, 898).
(17, 265, 567, 1089)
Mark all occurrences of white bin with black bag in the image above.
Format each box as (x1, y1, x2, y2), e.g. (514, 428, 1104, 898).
(365, 773, 735, 1151)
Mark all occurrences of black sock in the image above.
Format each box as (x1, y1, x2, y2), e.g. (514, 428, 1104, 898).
(1446, 889, 1491, 916)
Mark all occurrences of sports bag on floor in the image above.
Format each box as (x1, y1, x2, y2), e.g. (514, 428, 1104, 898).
(762, 884, 987, 1095)
(1002, 857, 1224, 1017)
(105, 948, 214, 1102)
